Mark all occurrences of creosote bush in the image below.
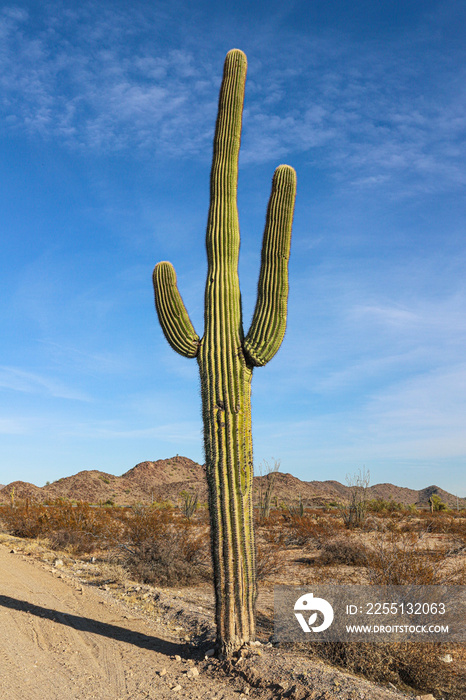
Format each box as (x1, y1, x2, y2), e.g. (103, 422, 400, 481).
(284, 513, 344, 548)
(318, 537, 369, 566)
(0, 501, 211, 585)
(121, 506, 211, 587)
(365, 531, 465, 585)
(0, 501, 122, 553)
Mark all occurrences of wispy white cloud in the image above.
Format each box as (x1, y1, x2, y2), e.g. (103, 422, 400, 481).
(0, 5, 217, 153)
(37, 340, 130, 375)
(65, 419, 200, 443)
(0, 365, 91, 401)
(254, 362, 466, 475)
(0, 3, 464, 195)
(0, 416, 29, 434)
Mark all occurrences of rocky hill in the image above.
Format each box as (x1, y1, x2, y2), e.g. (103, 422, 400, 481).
(0, 456, 464, 509)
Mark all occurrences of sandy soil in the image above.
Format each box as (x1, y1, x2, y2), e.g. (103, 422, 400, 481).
(0, 540, 417, 700)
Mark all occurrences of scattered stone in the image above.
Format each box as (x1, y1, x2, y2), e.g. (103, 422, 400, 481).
(173, 655, 182, 662)
(242, 688, 250, 696)
(415, 696, 436, 700)
(186, 667, 199, 678)
(158, 668, 167, 677)
(205, 648, 215, 658)
(171, 684, 182, 692)
(439, 653, 453, 662)
(53, 558, 64, 568)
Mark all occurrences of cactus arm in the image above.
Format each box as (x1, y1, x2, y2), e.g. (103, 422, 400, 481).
(152, 261, 200, 358)
(244, 164, 297, 366)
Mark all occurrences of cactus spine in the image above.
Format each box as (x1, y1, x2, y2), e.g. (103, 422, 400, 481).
(153, 49, 296, 657)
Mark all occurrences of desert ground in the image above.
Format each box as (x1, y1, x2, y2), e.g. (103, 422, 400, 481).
(0, 534, 428, 700)
(0, 491, 464, 700)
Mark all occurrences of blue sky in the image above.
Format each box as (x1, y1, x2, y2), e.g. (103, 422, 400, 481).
(1, 0, 465, 495)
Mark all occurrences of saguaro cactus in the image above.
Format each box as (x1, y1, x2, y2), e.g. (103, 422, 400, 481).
(153, 49, 296, 657)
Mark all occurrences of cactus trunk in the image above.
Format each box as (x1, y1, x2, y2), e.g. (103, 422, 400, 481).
(153, 49, 296, 657)
(198, 50, 255, 655)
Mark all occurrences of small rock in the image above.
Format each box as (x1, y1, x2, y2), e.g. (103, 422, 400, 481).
(439, 653, 453, 662)
(173, 655, 182, 662)
(90, 556, 96, 563)
(158, 668, 167, 677)
(186, 667, 199, 678)
(242, 688, 250, 696)
(9, 549, 15, 554)
(204, 648, 215, 658)
(171, 685, 182, 692)
(53, 558, 64, 568)
(415, 696, 436, 700)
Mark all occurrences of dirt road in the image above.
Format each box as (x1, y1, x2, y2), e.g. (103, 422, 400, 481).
(0, 543, 241, 700)
(0, 541, 417, 700)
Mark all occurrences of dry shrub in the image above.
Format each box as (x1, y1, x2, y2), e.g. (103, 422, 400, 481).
(318, 536, 369, 566)
(303, 526, 466, 697)
(365, 531, 465, 585)
(0, 503, 48, 539)
(122, 507, 211, 587)
(255, 542, 283, 582)
(284, 514, 343, 547)
(307, 641, 465, 699)
(0, 503, 212, 586)
(0, 502, 122, 553)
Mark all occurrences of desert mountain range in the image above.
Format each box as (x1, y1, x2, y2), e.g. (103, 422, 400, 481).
(0, 455, 464, 509)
